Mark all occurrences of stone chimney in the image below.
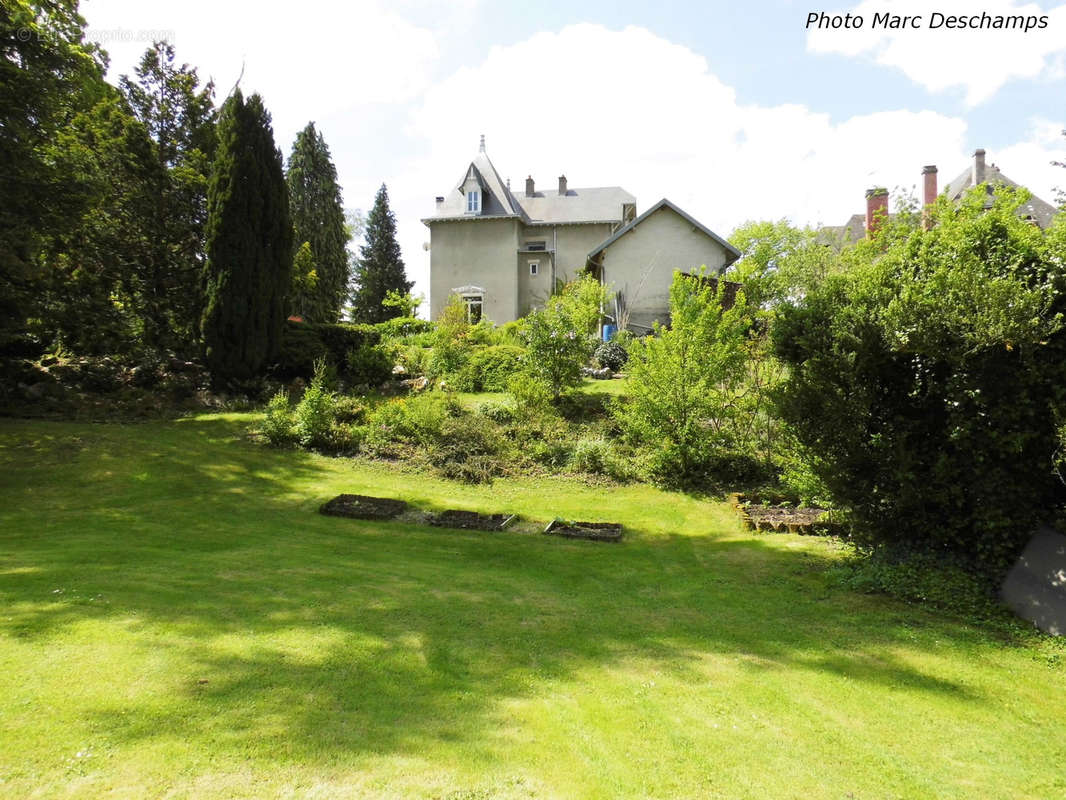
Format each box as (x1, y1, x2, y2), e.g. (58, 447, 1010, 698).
(865, 187, 889, 236)
(525, 176, 535, 197)
(922, 165, 937, 230)
(972, 148, 986, 185)
(558, 175, 567, 196)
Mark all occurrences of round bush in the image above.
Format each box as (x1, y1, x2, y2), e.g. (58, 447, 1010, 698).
(594, 340, 628, 372)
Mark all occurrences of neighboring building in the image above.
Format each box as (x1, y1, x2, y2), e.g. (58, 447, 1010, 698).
(824, 148, 1060, 247)
(587, 199, 741, 331)
(423, 138, 738, 330)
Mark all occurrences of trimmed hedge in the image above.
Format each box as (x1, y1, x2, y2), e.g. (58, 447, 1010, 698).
(276, 320, 382, 378)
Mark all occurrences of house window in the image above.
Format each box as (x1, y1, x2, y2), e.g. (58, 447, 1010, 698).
(462, 294, 483, 323)
(525, 240, 546, 251)
(529, 261, 539, 276)
(466, 190, 480, 213)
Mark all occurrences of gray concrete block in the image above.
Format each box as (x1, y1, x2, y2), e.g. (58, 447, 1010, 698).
(1001, 527, 1066, 636)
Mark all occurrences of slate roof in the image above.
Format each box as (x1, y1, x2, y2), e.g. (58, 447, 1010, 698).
(422, 141, 633, 226)
(587, 198, 741, 269)
(944, 163, 1059, 229)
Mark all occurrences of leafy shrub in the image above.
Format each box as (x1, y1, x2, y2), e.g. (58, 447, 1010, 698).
(261, 389, 295, 445)
(555, 390, 611, 421)
(345, 342, 392, 387)
(429, 295, 472, 378)
(477, 401, 515, 424)
(375, 316, 434, 339)
(773, 189, 1066, 577)
(527, 439, 573, 468)
(277, 320, 380, 378)
(594, 340, 628, 372)
(508, 373, 555, 417)
(831, 548, 1008, 621)
(455, 345, 525, 392)
(569, 437, 617, 475)
(425, 413, 506, 483)
(333, 395, 367, 424)
(293, 362, 337, 448)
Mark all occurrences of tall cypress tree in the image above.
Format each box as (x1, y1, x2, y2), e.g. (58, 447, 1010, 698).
(201, 90, 291, 382)
(350, 184, 412, 323)
(286, 122, 349, 322)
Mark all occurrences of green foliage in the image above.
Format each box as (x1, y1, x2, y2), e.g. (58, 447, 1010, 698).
(518, 301, 592, 399)
(350, 184, 412, 323)
(286, 122, 350, 322)
(773, 188, 1066, 576)
(0, 0, 109, 345)
(293, 360, 336, 448)
(594, 340, 628, 372)
(429, 295, 473, 379)
(382, 290, 424, 319)
(613, 270, 753, 486)
(289, 241, 318, 318)
(261, 389, 295, 445)
(455, 345, 525, 392)
(201, 90, 292, 383)
(569, 437, 630, 481)
(375, 316, 434, 340)
(118, 41, 216, 351)
(831, 549, 1008, 622)
(725, 220, 835, 307)
(424, 414, 507, 484)
(345, 342, 392, 387)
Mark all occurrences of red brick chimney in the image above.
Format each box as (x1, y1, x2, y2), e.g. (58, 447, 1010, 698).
(865, 187, 888, 236)
(922, 165, 937, 230)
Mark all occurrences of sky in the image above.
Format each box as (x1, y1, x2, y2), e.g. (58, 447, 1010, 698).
(82, 0, 1066, 305)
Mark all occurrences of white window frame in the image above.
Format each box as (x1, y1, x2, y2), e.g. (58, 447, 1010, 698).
(466, 189, 480, 214)
(529, 261, 539, 276)
(462, 294, 483, 323)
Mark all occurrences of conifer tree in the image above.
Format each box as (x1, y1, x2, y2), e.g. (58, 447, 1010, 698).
(119, 41, 216, 351)
(286, 122, 350, 322)
(201, 90, 292, 382)
(350, 184, 412, 323)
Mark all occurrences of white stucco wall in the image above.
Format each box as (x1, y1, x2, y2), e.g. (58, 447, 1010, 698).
(428, 218, 521, 323)
(597, 207, 731, 331)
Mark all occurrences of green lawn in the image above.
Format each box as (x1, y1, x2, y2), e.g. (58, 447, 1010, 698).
(0, 414, 1063, 799)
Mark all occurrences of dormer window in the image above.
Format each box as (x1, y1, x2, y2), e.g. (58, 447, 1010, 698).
(466, 190, 480, 214)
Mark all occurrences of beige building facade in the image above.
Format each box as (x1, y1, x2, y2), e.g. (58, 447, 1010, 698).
(423, 138, 739, 330)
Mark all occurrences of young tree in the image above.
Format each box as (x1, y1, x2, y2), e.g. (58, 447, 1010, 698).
(350, 184, 412, 323)
(613, 271, 752, 484)
(201, 90, 292, 383)
(286, 122, 350, 322)
(517, 274, 609, 399)
(119, 41, 216, 351)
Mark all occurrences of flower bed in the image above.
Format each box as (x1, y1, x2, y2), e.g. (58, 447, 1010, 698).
(428, 510, 516, 531)
(319, 494, 408, 520)
(543, 519, 623, 542)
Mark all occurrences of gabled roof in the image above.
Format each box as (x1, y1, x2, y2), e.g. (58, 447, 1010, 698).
(944, 163, 1059, 229)
(588, 198, 741, 267)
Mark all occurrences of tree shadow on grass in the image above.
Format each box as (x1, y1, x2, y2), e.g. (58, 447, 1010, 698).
(0, 414, 995, 768)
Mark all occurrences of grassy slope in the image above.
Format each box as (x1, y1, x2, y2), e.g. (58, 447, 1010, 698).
(0, 414, 1063, 799)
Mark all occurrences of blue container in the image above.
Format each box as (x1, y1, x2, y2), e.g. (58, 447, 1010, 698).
(602, 324, 617, 341)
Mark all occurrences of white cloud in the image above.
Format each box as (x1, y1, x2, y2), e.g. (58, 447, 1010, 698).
(83, 0, 440, 146)
(806, 0, 1066, 106)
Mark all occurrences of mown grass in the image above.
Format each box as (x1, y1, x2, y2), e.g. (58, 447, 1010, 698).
(0, 413, 1063, 799)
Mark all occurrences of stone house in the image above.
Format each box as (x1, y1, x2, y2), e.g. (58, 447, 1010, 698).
(422, 138, 739, 331)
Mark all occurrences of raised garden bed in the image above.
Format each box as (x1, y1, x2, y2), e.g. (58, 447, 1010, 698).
(730, 493, 842, 536)
(543, 519, 623, 542)
(319, 494, 408, 521)
(428, 510, 517, 531)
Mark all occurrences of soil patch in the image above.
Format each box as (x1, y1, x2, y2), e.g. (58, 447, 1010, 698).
(428, 510, 516, 531)
(544, 519, 623, 542)
(319, 494, 408, 521)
